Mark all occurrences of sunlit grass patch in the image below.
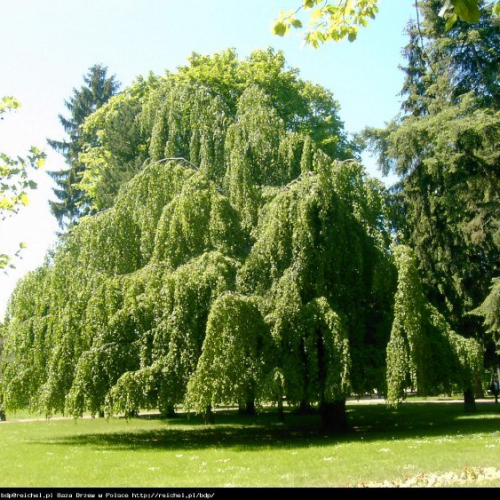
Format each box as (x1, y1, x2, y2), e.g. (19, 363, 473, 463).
(0, 400, 499, 487)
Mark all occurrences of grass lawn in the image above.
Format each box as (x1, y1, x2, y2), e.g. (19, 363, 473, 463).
(1, 399, 499, 487)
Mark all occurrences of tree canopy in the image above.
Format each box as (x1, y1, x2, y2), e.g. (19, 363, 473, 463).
(0, 48, 485, 429)
(77, 48, 355, 214)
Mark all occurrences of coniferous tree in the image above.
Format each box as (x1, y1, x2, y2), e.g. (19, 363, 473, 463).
(48, 64, 120, 228)
(400, 0, 500, 114)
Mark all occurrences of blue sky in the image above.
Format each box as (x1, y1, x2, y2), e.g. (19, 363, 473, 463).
(0, 0, 416, 318)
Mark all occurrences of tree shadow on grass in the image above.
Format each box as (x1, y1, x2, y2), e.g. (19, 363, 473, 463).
(33, 402, 500, 452)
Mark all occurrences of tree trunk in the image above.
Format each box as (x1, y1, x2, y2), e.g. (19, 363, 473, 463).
(204, 405, 215, 424)
(162, 405, 176, 418)
(297, 400, 314, 414)
(245, 399, 256, 415)
(277, 398, 284, 423)
(238, 399, 256, 415)
(320, 400, 348, 433)
(463, 388, 477, 413)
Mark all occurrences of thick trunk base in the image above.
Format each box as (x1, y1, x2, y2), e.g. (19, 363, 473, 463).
(238, 400, 256, 416)
(204, 405, 215, 425)
(464, 388, 477, 413)
(320, 400, 348, 433)
(161, 405, 176, 418)
(277, 400, 284, 423)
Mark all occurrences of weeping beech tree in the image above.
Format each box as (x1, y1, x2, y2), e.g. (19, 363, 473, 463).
(0, 48, 484, 430)
(387, 245, 483, 412)
(78, 48, 354, 214)
(186, 292, 270, 420)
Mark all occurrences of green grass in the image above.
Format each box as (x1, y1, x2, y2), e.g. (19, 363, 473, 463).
(1, 400, 499, 487)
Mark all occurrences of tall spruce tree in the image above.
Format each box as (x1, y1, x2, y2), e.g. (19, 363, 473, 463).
(400, 0, 500, 115)
(48, 64, 120, 228)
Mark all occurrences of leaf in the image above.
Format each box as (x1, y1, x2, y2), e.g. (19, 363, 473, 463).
(494, 1, 500, 16)
(445, 13, 458, 30)
(291, 19, 303, 28)
(20, 192, 29, 206)
(451, 0, 481, 23)
(310, 8, 323, 23)
(273, 22, 288, 36)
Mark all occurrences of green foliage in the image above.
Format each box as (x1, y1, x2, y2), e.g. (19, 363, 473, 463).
(387, 245, 483, 407)
(402, 1, 500, 112)
(366, 3, 500, 382)
(147, 252, 238, 414)
(78, 75, 158, 212)
(153, 174, 247, 266)
(186, 293, 269, 412)
(77, 48, 354, 215)
(472, 278, 500, 343)
(3, 48, 471, 424)
(299, 297, 351, 403)
(2, 157, 393, 419)
(386, 246, 425, 403)
(238, 160, 395, 397)
(273, 0, 379, 46)
(440, 0, 481, 27)
(1, 267, 51, 411)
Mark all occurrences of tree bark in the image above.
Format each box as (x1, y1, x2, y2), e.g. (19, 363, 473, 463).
(204, 405, 215, 424)
(238, 399, 256, 415)
(320, 400, 348, 433)
(296, 400, 314, 414)
(277, 398, 284, 423)
(161, 405, 176, 418)
(463, 388, 477, 413)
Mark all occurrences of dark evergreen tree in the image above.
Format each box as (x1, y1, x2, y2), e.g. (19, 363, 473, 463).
(48, 64, 120, 228)
(400, 0, 500, 115)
